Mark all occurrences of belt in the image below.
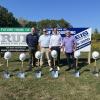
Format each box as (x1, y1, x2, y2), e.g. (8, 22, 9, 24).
(42, 47, 49, 48)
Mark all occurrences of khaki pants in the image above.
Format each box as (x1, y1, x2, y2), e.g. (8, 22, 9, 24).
(40, 47, 51, 66)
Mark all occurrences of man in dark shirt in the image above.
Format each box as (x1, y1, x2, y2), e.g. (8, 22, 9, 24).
(26, 27, 39, 71)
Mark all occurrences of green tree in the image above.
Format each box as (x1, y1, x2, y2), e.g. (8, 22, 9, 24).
(37, 19, 50, 29)
(92, 28, 100, 41)
(25, 21, 37, 28)
(37, 19, 72, 29)
(18, 17, 28, 27)
(94, 28, 99, 34)
(0, 5, 20, 27)
(57, 19, 72, 28)
(50, 20, 57, 28)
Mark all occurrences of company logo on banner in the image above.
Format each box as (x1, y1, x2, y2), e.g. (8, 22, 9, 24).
(47, 28, 92, 52)
(0, 28, 31, 51)
(73, 28, 91, 52)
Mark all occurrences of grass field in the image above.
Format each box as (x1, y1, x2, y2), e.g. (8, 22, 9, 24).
(0, 41, 100, 100)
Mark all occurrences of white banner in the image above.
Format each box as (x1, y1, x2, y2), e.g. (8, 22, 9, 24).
(0, 28, 30, 51)
(0, 32, 28, 46)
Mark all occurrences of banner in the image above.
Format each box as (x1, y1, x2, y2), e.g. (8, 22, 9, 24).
(0, 28, 31, 51)
(0, 28, 91, 52)
(47, 28, 92, 52)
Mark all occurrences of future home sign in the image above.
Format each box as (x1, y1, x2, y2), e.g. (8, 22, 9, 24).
(0, 28, 31, 51)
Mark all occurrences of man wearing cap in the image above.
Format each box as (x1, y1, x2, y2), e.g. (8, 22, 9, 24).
(38, 29, 51, 68)
(62, 30, 77, 70)
(26, 27, 39, 71)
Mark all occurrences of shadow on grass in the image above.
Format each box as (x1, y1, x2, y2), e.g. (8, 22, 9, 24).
(60, 58, 67, 67)
(60, 58, 97, 75)
(10, 58, 29, 62)
(12, 68, 20, 72)
(0, 69, 5, 72)
(60, 58, 89, 67)
(78, 58, 100, 75)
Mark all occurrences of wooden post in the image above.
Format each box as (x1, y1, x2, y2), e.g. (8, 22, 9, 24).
(94, 59, 97, 72)
(88, 51, 91, 64)
(0, 52, 3, 66)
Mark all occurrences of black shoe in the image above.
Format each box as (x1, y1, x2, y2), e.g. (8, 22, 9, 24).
(65, 67, 71, 71)
(71, 64, 75, 69)
(26, 67, 32, 72)
(33, 65, 38, 67)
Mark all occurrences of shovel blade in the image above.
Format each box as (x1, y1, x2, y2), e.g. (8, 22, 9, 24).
(3, 72, 10, 79)
(74, 71, 80, 77)
(17, 72, 25, 78)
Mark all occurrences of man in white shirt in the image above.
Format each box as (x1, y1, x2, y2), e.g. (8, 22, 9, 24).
(49, 28, 62, 71)
(39, 29, 51, 68)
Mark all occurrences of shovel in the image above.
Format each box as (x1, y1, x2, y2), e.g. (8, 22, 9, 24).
(35, 59, 41, 78)
(17, 61, 25, 79)
(51, 58, 58, 78)
(4, 59, 10, 79)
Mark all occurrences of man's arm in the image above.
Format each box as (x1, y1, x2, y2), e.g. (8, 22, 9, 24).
(26, 34, 29, 45)
(61, 38, 65, 54)
(38, 36, 41, 50)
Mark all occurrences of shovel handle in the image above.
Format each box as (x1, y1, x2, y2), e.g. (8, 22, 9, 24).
(94, 59, 96, 67)
(54, 58, 56, 68)
(75, 58, 78, 72)
(76, 58, 78, 67)
(6, 60, 9, 73)
(38, 59, 39, 67)
(31, 56, 33, 66)
(20, 61, 24, 72)
(7, 60, 8, 67)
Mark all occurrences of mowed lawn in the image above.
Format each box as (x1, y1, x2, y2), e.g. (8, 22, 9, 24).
(0, 42, 100, 100)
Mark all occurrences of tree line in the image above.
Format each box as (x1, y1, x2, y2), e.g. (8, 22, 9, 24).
(92, 29, 100, 41)
(0, 5, 100, 41)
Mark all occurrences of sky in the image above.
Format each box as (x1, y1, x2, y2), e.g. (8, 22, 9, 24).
(0, 0, 100, 31)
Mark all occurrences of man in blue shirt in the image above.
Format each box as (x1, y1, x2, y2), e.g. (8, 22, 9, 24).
(62, 30, 77, 70)
(26, 27, 39, 71)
